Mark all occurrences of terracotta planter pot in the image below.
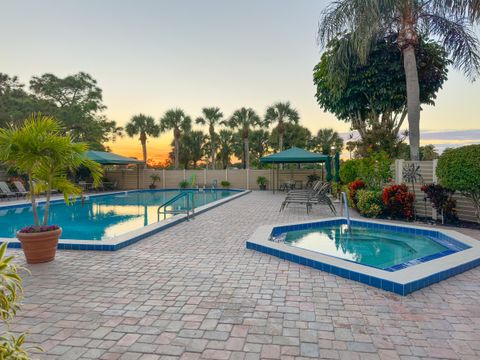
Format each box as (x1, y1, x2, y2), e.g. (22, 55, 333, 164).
(16, 228, 62, 264)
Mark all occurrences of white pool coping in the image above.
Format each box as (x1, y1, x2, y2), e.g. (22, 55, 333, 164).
(247, 217, 480, 294)
(1, 189, 250, 250)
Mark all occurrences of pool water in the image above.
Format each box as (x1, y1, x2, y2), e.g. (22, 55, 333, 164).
(0, 190, 237, 241)
(279, 224, 449, 270)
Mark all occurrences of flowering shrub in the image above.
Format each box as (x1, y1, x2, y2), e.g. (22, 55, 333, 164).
(18, 225, 60, 234)
(382, 184, 415, 220)
(356, 190, 384, 218)
(347, 180, 365, 208)
(421, 183, 458, 223)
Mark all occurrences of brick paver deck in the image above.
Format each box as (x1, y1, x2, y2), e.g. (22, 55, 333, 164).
(8, 191, 480, 359)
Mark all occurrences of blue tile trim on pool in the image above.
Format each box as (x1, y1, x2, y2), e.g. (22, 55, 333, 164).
(3, 189, 249, 251)
(246, 240, 480, 296)
(269, 219, 471, 272)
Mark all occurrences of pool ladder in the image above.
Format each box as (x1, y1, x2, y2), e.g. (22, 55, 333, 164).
(157, 191, 195, 221)
(340, 191, 352, 231)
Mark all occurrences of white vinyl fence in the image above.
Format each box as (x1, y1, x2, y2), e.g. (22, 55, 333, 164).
(104, 168, 326, 191)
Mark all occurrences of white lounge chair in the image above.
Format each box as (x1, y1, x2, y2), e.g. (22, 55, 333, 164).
(0, 181, 20, 199)
(13, 181, 29, 196)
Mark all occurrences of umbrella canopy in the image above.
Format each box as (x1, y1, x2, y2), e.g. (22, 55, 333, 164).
(260, 147, 329, 163)
(85, 150, 144, 165)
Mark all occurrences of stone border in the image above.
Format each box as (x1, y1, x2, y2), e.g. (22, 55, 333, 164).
(246, 217, 480, 295)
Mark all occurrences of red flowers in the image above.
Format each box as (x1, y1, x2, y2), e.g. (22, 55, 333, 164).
(347, 180, 365, 208)
(382, 184, 415, 220)
(19, 225, 60, 234)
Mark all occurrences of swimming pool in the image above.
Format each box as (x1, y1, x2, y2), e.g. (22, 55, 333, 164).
(247, 218, 480, 295)
(1, 189, 247, 250)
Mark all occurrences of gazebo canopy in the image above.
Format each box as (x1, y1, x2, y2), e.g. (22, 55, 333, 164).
(260, 147, 330, 164)
(85, 150, 144, 165)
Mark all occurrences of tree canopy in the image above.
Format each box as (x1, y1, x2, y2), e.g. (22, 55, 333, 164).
(314, 34, 449, 157)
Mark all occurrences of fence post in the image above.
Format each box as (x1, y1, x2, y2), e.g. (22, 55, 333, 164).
(432, 159, 438, 184)
(204, 168, 207, 187)
(162, 169, 166, 189)
(225, 169, 228, 181)
(394, 159, 404, 184)
(183, 169, 186, 181)
(246, 169, 250, 190)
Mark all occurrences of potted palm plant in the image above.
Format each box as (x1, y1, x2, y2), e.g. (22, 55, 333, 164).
(0, 114, 102, 264)
(149, 174, 161, 189)
(256, 176, 268, 190)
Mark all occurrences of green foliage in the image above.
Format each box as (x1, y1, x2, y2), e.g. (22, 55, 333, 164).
(179, 180, 189, 189)
(357, 152, 392, 190)
(150, 174, 160, 187)
(356, 190, 384, 218)
(269, 123, 311, 151)
(220, 181, 231, 188)
(217, 130, 234, 169)
(249, 129, 270, 168)
(0, 114, 103, 226)
(312, 128, 343, 155)
(437, 145, 480, 221)
(256, 176, 267, 186)
(339, 159, 361, 184)
(0, 243, 38, 359)
(313, 35, 450, 157)
(29, 72, 122, 150)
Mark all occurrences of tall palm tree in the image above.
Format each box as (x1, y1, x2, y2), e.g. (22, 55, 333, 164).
(195, 107, 223, 169)
(264, 102, 299, 152)
(315, 128, 344, 155)
(217, 129, 234, 169)
(318, 1, 480, 160)
(159, 109, 192, 169)
(125, 114, 160, 163)
(226, 107, 261, 169)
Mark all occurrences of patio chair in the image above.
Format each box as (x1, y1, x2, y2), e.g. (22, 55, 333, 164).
(13, 181, 29, 197)
(0, 181, 21, 199)
(286, 180, 321, 196)
(280, 182, 336, 215)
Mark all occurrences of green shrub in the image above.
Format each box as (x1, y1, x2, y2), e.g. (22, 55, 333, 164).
(179, 180, 189, 189)
(339, 159, 361, 184)
(356, 190, 384, 218)
(220, 180, 231, 188)
(437, 145, 480, 222)
(357, 151, 392, 190)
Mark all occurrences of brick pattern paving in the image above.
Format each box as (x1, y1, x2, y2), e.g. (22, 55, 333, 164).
(7, 191, 480, 359)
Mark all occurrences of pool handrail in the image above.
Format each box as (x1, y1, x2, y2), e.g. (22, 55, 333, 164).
(157, 190, 195, 221)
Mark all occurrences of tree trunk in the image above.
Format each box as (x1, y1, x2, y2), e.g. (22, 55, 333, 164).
(402, 45, 421, 161)
(28, 175, 40, 227)
(140, 131, 147, 163)
(174, 136, 180, 169)
(42, 175, 52, 226)
(244, 137, 250, 169)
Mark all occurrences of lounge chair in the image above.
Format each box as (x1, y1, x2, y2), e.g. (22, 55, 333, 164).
(286, 180, 321, 196)
(0, 181, 21, 199)
(13, 181, 29, 197)
(280, 182, 337, 215)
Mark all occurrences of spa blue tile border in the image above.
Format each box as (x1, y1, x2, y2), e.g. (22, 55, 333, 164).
(3, 189, 249, 251)
(270, 219, 470, 272)
(246, 241, 480, 296)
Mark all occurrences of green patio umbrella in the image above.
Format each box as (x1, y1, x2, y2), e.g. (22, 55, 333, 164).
(334, 152, 340, 182)
(325, 156, 332, 182)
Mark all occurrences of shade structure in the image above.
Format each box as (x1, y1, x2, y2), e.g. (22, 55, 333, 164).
(85, 151, 144, 165)
(334, 152, 340, 182)
(260, 147, 330, 164)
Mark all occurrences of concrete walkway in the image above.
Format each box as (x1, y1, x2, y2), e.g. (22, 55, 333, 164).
(8, 191, 480, 360)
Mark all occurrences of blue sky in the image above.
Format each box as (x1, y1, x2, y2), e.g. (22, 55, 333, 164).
(1, 0, 479, 160)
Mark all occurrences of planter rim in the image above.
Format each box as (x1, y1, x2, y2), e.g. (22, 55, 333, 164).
(16, 227, 62, 238)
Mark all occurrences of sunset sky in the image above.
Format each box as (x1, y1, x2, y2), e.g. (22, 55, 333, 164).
(2, 0, 480, 161)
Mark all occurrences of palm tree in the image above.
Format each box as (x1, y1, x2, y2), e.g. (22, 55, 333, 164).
(0, 114, 102, 226)
(196, 107, 223, 169)
(125, 114, 160, 163)
(315, 128, 344, 155)
(217, 129, 234, 169)
(159, 109, 192, 169)
(318, 1, 480, 160)
(264, 102, 299, 152)
(226, 108, 261, 169)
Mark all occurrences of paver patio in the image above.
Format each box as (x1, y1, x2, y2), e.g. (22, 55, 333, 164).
(7, 191, 480, 359)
